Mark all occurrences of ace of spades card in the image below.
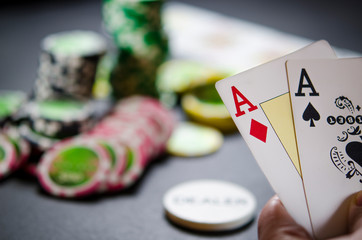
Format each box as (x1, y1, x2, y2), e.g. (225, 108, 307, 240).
(286, 58, 362, 239)
(216, 40, 337, 235)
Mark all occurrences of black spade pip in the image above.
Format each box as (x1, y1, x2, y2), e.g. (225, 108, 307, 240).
(303, 102, 320, 127)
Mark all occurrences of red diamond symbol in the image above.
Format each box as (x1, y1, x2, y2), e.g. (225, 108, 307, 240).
(250, 119, 268, 143)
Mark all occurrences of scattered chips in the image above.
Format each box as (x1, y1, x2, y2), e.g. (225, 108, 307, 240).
(166, 122, 223, 157)
(36, 96, 175, 198)
(163, 179, 257, 232)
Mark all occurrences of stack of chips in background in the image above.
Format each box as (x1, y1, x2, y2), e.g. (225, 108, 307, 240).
(33, 30, 107, 101)
(102, 0, 169, 99)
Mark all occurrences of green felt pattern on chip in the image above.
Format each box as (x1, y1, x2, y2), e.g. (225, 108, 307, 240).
(44, 31, 106, 56)
(49, 146, 99, 187)
(0, 146, 5, 162)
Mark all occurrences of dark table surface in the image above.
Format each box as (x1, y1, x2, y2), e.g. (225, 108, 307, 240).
(0, 1, 361, 239)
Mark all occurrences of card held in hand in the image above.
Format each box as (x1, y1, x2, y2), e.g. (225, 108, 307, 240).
(287, 58, 362, 239)
(216, 40, 336, 235)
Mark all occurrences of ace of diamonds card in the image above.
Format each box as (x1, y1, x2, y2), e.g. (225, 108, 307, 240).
(286, 58, 362, 239)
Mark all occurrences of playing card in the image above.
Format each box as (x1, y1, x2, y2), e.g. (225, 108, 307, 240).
(287, 58, 362, 239)
(216, 40, 336, 234)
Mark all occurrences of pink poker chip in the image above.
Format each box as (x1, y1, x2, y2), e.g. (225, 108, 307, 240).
(105, 139, 147, 192)
(4, 127, 31, 171)
(0, 133, 17, 179)
(37, 138, 111, 198)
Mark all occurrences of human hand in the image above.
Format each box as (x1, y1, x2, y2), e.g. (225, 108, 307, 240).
(257, 191, 362, 240)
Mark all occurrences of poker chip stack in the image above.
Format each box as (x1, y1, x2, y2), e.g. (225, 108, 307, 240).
(37, 96, 175, 198)
(33, 30, 107, 101)
(19, 30, 110, 166)
(102, 0, 168, 99)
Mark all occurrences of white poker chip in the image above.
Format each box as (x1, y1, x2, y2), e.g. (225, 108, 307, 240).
(163, 179, 257, 232)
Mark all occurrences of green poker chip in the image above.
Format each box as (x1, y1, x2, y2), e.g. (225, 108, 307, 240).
(37, 138, 111, 198)
(166, 122, 223, 157)
(49, 146, 100, 187)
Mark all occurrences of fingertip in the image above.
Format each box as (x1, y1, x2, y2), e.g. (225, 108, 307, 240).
(348, 190, 362, 234)
(354, 190, 362, 207)
(258, 195, 311, 240)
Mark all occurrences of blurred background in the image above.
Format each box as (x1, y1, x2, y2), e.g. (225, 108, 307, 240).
(0, 0, 361, 239)
(1, 0, 361, 91)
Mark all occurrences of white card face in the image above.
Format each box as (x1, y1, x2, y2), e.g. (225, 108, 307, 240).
(287, 58, 362, 239)
(216, 40, 336, 234)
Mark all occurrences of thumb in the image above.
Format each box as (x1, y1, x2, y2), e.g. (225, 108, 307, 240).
(258, 195, 311, 240)
(347, 190, 362, 236)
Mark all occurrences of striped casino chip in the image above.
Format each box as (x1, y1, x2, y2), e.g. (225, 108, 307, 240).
(3, 126, 30, 171)
(105, 138, 147, 192)
(37, 138, 111, 198)
(114, 96, 175, 152)
(0, 133, 17, 179)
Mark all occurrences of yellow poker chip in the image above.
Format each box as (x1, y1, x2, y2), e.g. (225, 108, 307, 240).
(166, 122, 223, 157)
(181, 83, 237, 133)
(156, 59, 229, 94)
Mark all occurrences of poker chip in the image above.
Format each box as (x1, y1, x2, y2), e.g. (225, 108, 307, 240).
(0, 133, 17, 179)
(181, 83, 237, 133)
(95, 139, 127, 192)
(19, 124, 60, 152)
(105, 140, 146, 192)
(37, 138, 111, 198)
(163, 179, 257, 232)
(4, 127, 30, 170)
(33, 30, 107, 101)
(22, 99, 96, 139)
(166, 122, 223, 157)
(156, 60, 228, 95)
